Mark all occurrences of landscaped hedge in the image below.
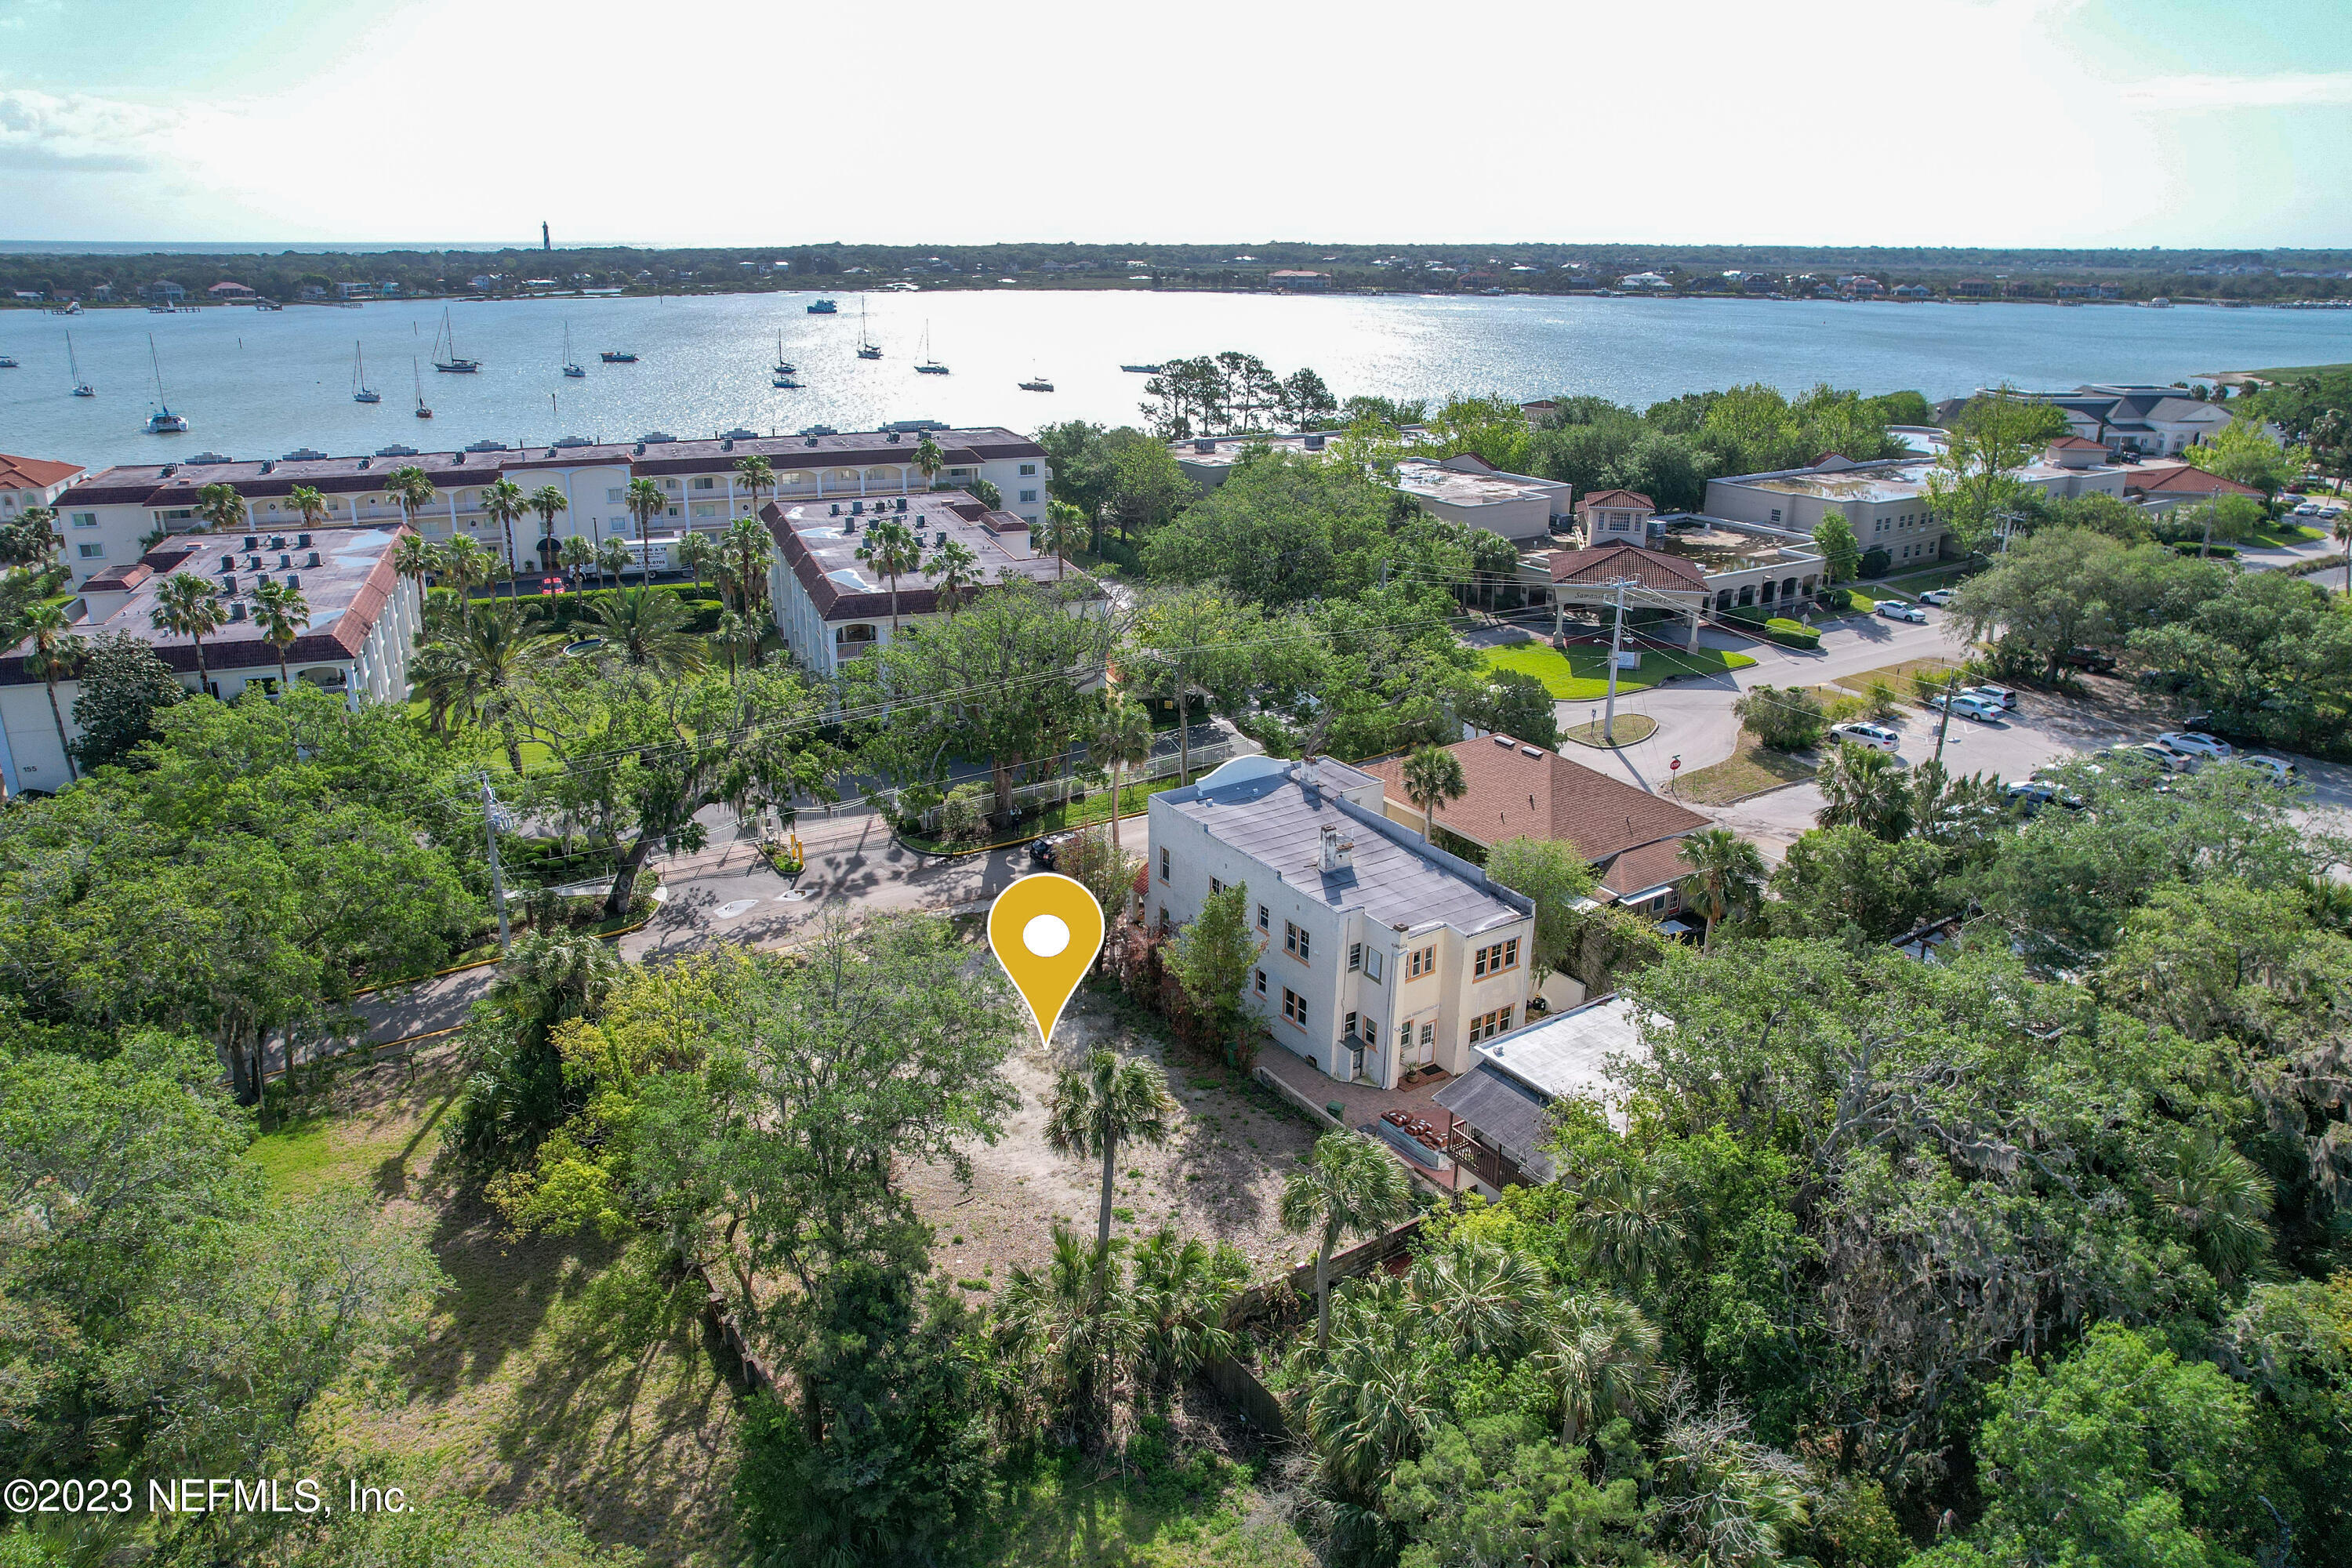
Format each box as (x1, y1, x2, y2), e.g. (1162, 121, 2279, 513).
(1722, 606, 1821, 648)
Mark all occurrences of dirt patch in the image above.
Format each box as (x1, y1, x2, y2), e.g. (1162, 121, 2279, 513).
(902, 987, 1323, 1295)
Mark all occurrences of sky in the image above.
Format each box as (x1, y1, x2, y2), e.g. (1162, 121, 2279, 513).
(2, 0, 2349, 248)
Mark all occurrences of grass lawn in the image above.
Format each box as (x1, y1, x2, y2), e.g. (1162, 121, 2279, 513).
(975, 1447, 1312, 1568)
(1828, 656, 1962, 698)
(1483, 640, 1756, 700)
(2246, 521, 2328, 548)
(1563, 713, 1659, 748)
(1673, 735, 1817, 805)
(2249, 363, 2352, 379)
(1874, 562, 1979, 596)
(1815, 586, 1878, 614)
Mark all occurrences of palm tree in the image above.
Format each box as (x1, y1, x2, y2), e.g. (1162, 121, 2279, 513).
(1408, 1239, 1545, 1360)
(1530, 1290, 1662, 1446)
(481, 477, 529, 600)
(2336, 507, 2352, 596)
(675, 529, 719, 591)
(149, 571, 226, 695)
(590, 585, 706, 675)
(721, 517, 774, 614)
(924, 535, 982, 619)
(408, 604, 547, 774)
(248, 576, 310, 694)
(1298, 1287, 1442, 1500)
(1401, 743, 1467, 844)
(595, 535, 633, 593)
(1131, 1226, 1247, 1398)
(383, 465, 436, 536)
(392, 531, 439, 597)
(1675, 828, 1766, 952)
(6, 504, 64, 570)
(714, 608, 756, 681)
(732, 453, 774, 518)
(623, 478, 667, 586)
(287, 485, 330, 528)
(1279, 1130, 1415, 1352)
(1813, 742, 1912, 840)
(528, 485, 569, 577)
(1038, 499, 1087, 580)
(194, 481, 247, 536)
(993, 1222, 1138, 1449)
(557, 533, 595, 590)
(487, 925, 626, 1028)
(439, 534, 492, 628)
(1573, 1166, 1687, 1288)
(1045, 1047, 1178, 1288)
(2156, 1131, 2273, 1287)
(913, 431, 945, 490)
(1092, 690, 1152, 855)
(854, 516, 923, 639)
(20, 601, 85, 782)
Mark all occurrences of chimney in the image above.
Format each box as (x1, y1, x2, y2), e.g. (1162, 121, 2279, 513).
(1319, 823, 1356, 874)
(1299, 756, 1322, 793)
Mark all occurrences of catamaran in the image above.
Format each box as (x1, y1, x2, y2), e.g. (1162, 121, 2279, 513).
(352, 341, 381, 403)
(412, 358, 434, 419)
(143, 335, 189, 433)
(855, 298, 883, 360)
(432, 307, 481, 372)
(915, 322, 949, 375)
(66, 331, 93, 397)
(562, 323, 586, 378)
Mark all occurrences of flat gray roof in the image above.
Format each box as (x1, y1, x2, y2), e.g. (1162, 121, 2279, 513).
(1475, 994, 1642, 1104)
(1165, 763, 1526, 938)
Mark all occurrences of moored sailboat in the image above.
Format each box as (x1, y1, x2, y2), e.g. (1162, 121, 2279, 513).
(352, 341, 381, 402)
(412, 358, 434, 419)
(432, 308, 481, 372)
(143, 334, 188, 433)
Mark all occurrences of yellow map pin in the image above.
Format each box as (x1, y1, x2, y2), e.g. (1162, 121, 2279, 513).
(987, 873, 1105, 1047)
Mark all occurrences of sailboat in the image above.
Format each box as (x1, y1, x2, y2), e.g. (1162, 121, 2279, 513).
(432, 307, 481, 372)
(562, 322, 586, 378)
(915, 321, 949, 375)
(66, 331, 93, 397)
(412, 358, 434, 419)
(855, 297, 883, 360)
(143, 335, 189, 433)
(352, 341, 381, 403)
(772, 333, 796, 375)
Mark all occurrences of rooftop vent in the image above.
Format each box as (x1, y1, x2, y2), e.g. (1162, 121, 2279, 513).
(804, 435, 819, 448)
(269, 535, 285, 550)
(254, 573, 270, 589)
(1521, 745, 1544, 758)
(851, 500, 864, 515)
(357, 457, 372, 469)
(245, 554, 261, 570)
(307, 550, 321, 567)
(374, 445, 419, 458)
(829, 503, 840, 516)
(160, 464, 178, 478)
(1491, 734, 1514, 746)
(281, 447, 328, 462)
(242, 535, 258, 550)
(186, 451, 231, 464)
(1303, 433, 1326, 452)
(220, 554, 237, 572)
(638, 431, 673, 444)
(720, 439, 733, 452)
(278, 553, 291, 568)
(633, 443, 644, 456)
(296, 532, 311, 548)
(463, 440, 509, 453)
(1193, 437, 1214, 454)
(886, 431, 901, 443)
(285, 573, 299, 590)
(229, 601, 246, 622)
(895, 497, 908, 512)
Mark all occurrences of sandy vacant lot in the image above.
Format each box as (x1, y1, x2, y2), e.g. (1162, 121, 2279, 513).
(904, 985, 1323, 1293)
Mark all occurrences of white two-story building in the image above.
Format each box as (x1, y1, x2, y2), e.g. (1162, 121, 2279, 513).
(1147, 754, 1537, 1091)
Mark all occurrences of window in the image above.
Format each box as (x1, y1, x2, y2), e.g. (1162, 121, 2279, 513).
(1345, 1010, 1359, 1040)
(1254, 969, 1268, 996)
(1283, 921, 1309, 963)
(1281, 988, 1307, 1027)
(1018, 463, 1037, 477)
(1158, 848, 1170, 881)
(1158, 906, 1171, 935)
(1769, 508, 1782, 523)
(1348, 942, 1363, 972)
(1018, 489, 1038, 504)
(1209, 877, 1223, 896)
(662, 478, 679, 492)
(1406, 946, 1436, 979)
(1398, 1020, 1414, 1051)
(76, 541, 104, 559)
(1468, 1006, 1514, 1044)
(693, 476, 716, 490)
(1257, 904, 1270, 932)
(1364, 949, 1383, 982)
(71, 512, 97, 528)
(1473, 938, 1520, 978)
(606, 488, 626, 503)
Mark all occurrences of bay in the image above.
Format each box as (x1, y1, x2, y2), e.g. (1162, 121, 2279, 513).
(5, 289, 2351, 471)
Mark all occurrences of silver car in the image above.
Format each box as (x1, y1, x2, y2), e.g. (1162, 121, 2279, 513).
(1875, 600, 1927, 623)
(1830, 721, 1901, 753)
(2157, 731, 2233, 761)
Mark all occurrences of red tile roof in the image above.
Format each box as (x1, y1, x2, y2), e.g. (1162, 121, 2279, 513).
(0, 454, 83, 490)
(1548, 543, 1706, 592)
(1363, 734, 1709, 861)
(1597, 838, 1691, 902)
(2122, 462, 2263, 500)
(1577, 489, 1654, 513)
(2045, 435, 2107, 451)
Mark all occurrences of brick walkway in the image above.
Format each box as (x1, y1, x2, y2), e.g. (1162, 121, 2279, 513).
(1257, 1048, 1471, 1193)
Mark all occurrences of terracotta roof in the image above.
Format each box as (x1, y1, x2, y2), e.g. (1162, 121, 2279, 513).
(0, 454, 83, 490)
(1548, 543, 1706, 592)
(2122, 462, 2264, 499)
(1363, 734, 1709, 861)
(1597, 837, 1691, 902)
(1577, 489, 1654, 513)
(2045, 435, 2107, 451)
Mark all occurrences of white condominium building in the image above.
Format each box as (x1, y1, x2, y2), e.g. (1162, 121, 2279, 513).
(1147, 755, 1537, 1091)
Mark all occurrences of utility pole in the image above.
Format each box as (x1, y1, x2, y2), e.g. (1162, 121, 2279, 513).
(1602, 577, 1630, 742)
(480, 773, 510, 953)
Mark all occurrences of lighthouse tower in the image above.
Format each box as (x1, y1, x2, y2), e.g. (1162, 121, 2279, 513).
(542, 221, 550, 252)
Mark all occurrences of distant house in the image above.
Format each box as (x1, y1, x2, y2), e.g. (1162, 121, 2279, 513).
(1617, 271, 1673, 291)
(208, 280, 256, 299)
(2121, 460, 2266, 510)
(140, 281, 186, 303)
(2003, 384, 2235, 456)
(1953, 279, 1998, 299)
(1269, 269, 1330, 292)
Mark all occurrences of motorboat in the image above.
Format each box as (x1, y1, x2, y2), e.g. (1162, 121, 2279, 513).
(0, 355, 16, 368)
(1018, 374, 1054, 392)
(352, 341, 381, 402)
(600, 350, 637, 363)
(806, 299, 838, 314)
(1120, 363, 1164, 374)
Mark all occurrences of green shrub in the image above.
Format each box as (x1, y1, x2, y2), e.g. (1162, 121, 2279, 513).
(1859, 546, 1891, 578)
(1762, 618, 1819, 649)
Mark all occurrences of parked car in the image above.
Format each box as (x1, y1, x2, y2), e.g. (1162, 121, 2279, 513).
(1829, 720, 1901, 753)
(2157, 731, 2234, 760)
(1929, 693, 2002, 724)
(2005, 779, 2085, 811)
(1875, 600, 1927, 623)
(2059, 647, 2118, 674)
(2128, 742, 2200, 773)
(1918, 588, 1959, 607)
(2241, 754, 2300, 784)
(1964, 684, 2019, 710)
(2136, 668, 2197, 693)
(1028, 833, 1069, 868)
(2293, 500, 2321, 517)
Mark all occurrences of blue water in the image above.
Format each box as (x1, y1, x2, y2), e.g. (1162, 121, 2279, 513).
(5, 290, 2350, 470)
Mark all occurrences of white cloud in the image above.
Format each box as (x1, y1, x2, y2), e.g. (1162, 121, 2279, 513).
(2121, 71, 2352, 109)
(0, 85, 185, 171)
